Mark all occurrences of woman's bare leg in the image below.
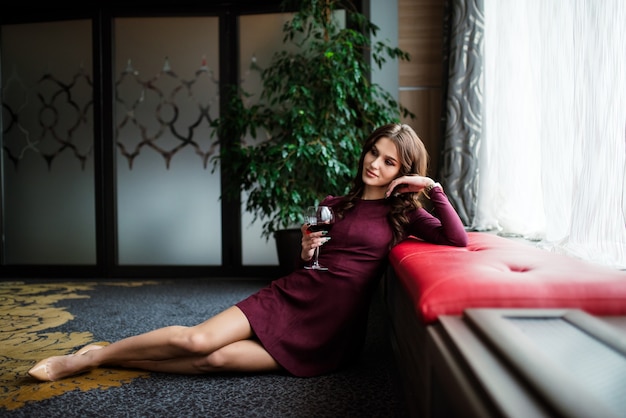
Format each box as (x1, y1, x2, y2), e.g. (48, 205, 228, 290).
(118, 339, 280, 374)
(28, 306, 255, 381)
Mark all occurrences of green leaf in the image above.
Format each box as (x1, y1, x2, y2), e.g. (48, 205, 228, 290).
(211, 0, 411, 238)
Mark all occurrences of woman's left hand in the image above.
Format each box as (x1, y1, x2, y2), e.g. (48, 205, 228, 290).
(385, 175, 435, 198)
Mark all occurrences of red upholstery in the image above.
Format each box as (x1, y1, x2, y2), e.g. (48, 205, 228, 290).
(389, 232, 626, 324)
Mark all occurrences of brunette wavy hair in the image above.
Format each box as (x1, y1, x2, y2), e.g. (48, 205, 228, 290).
(334, 123, 429, 247)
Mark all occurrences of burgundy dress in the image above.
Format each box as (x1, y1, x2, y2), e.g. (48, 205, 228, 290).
(236, 189, 467, 377)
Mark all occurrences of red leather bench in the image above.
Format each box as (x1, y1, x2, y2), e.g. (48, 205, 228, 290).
(383, 231, 626, 417)
(390, 232, 626, 324)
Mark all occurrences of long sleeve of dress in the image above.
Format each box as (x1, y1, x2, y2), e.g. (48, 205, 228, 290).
(406, 187, 468, 247)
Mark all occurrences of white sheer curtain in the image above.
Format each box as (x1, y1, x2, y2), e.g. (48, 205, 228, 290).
(476, 0, 626, 269)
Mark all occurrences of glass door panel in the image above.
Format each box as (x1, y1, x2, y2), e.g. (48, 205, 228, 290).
(1, 20, 95, 264)
(238, 12, 294, 266)
(114, 17, 221, 265)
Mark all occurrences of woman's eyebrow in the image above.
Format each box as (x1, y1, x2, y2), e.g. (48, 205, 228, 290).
(384, 154, 399, 163)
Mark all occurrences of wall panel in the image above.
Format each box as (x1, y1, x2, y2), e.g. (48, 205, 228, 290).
(398, 0, 446, 178)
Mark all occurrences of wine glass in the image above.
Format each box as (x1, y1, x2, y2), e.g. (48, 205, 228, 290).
(304, 205, 335, 271)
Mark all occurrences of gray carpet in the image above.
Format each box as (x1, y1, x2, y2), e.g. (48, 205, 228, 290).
(1, 278, 408, 417)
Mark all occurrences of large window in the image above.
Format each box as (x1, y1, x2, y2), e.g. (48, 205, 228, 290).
(477, 0, 626, 268)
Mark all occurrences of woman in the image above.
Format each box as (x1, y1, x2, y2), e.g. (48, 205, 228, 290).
(28, 123, 467, 381)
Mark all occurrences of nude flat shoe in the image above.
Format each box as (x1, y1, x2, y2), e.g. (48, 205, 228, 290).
(27, 347, 96, 381)
(28, 354, 95, 382)
(28, 358, 55, 381)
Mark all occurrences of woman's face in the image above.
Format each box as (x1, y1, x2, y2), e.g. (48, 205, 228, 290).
(361, 136, 402, 196)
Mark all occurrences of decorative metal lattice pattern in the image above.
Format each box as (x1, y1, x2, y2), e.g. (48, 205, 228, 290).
(2, 57, 220, 170)
(2, 65, 94, 170)
(115, 57, 219, 170)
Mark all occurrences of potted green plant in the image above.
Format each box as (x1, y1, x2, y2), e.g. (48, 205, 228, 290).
(215, 0, 413, 273)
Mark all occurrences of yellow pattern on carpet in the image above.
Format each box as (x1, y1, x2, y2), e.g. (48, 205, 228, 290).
(0, 281, 157, 411)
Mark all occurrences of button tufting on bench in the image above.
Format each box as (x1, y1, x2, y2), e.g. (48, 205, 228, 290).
(508, 265, 531, 273)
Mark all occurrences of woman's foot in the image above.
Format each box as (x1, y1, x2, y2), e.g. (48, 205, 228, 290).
(74, 344, 105, 356)
(28, 354, 95, 382)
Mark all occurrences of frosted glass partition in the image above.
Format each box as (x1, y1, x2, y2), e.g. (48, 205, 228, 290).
(239, 13, 295, 266)
(114, 17, 221, 265)
(238, 11, 345, 266)
(1, 20, 96, 264)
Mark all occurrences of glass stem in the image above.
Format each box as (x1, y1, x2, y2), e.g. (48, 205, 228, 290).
(312, 247, 321, 268)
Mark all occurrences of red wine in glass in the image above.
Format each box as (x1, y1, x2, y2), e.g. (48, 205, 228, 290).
(304, 205, 335, 270)
(306, 223, 334, 233)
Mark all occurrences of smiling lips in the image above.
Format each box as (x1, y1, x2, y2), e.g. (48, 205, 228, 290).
(366, 169, 377, 178)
